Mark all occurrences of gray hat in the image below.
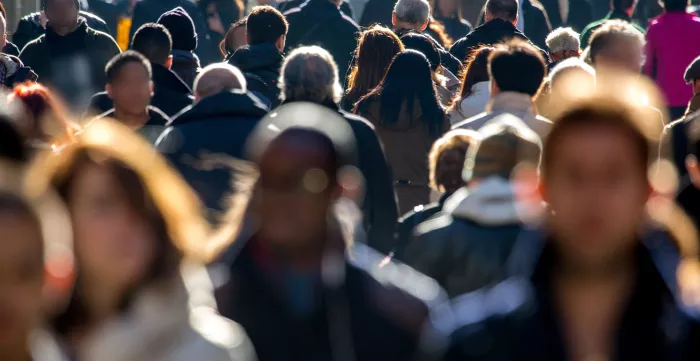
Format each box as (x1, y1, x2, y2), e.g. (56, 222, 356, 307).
(463, 113, 542, 182)
(685, 55, 700, 84)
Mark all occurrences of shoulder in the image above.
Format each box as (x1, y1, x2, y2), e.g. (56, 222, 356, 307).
(148, 106, 172, 123)
(340, 110, 376, 131)
(80, 11, 108, 25)
(184, 307, 257, 361)
(283, 6, 303, 18)
(451, 111, 489, 130)
(21, 35, 47, 51)
(86, 27, 119, 44)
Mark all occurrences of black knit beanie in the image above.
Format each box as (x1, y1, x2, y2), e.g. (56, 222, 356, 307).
(42, 0, 80, 10)
(157, 7, 198, 52)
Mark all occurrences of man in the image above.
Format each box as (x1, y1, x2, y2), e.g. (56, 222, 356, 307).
(213, 102, 446, 361)
(89, 23, 194, 117)
(19, 0, 121, 110)
(545, 27, 580, 69)
(580, 0, 645, 47)
(12, 6, 110, 51)
(279, 45, 398, 254)
(283, 0, 359, 85)
(156, 63, 268, 218)
(229, 6, 288, 107)
(157, 7, 201, 89)
(453, 39, 551, 139)
(588, 20, 644, 74)
(450, 0, 546, 64)
(93, 51, 169, 142)
(404, 114, 542, 297)
(442, 97, 700, 361)
(474, 0, 553, 52)
(663, 56, 700, 178)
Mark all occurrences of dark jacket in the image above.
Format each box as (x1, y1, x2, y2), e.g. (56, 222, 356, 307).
(19, 20, 121, 109)
(450, 19, 546, 63)
(156, 90, 268, 218)
(2, 42, 20, 56)
(279, 0, 355, 19)
(475, 0, 552, 51)
(284, 0, 360, 84)
(88, 63, 194, 117)
(580, 9, 646, 47)
(661, 95, 700, 178)
(539, 0, 594, 32)
(229, 43, 284, 108)
(171, 50, 201, 90)
(93, 106, 170, 143)
(434, 15, 473, 43)
(440, 229, 700, 361)
(393, 193, 449, 261)
(403, 179, 531, 297)
(395, 28, 463, 75)
(13, 11, 110, 51)
(359, 0, 393, 27)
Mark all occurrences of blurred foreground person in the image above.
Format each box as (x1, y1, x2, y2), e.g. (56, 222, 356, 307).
(213, 102, 444, 361)
(538, 57, 596, 117)
(442, 98, 700, 361)
(394, 129, 478, 260)
(580, 0, 645, 47)
(0, 13, 37, 88)
(157, 63, 268, 220)
(157, 7, 202, 89)
(282, 46, 397, 254)
(19, 0, 121, 110)
(404, 114, 542, 296)
(665, 56, 700, 177)
(453, 39, 551, 139)
(448, 45, 493, 123)
(13, 6, 109, 51)
(27, 119, 256, 361)
(355, 50, 448, 215)
(545, 27, 580, 69)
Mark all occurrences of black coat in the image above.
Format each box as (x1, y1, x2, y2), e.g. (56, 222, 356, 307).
(13, 11, 110, 51)
(93, 105, 170, 143)
(678, 177, 700, 230)
(229, 43, 284, 107)
(278, 0, 355, 19)
(156, 90, 268, 217)
(450, 19, 547, 64)
(2, 42, 20, 56)
(88, 63, 194, 117)
(539, 0, 593, 32)
(395, 28, 463, 75)
(359, 0, 393, 27)
(475, 0, 553, 51)
(393, 194, 448, 261)
(284, 0, 360, 85)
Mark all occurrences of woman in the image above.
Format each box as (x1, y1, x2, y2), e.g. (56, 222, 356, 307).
(342, 25, 404, 111)
(431, 0, 472, 41)
(400, 33, 458, 107)
(354, 50, 448, 214)
(448, 45, 494, 124)
(25, 119, 256, 361)
(221, 18, 248, 61)
(200, 0, 244, 64)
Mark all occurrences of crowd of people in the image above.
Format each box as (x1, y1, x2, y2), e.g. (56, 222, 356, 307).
(2, 0, 700, 359)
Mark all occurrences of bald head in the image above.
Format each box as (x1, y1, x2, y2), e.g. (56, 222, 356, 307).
(193, 64, 247, 102)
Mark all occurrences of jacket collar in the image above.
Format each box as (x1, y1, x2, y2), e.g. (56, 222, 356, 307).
(229, 43, 284, 72)
(488, 91, 535, 115)
(151, 63, 192, 94)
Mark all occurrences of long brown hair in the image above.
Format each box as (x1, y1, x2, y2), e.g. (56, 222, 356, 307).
(345, 26, 404, 109)
(450, 45, 494, 111)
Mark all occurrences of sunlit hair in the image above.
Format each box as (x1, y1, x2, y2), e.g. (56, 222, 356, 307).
(280, 46, 344, 104)
(220, 17, 247, 58)
(450, 45, 494, 111)
(545, 27, 581, 54)
(346, 26, 404, 109)
(428, 129, 479, 194)
(427, 19, 453, 48)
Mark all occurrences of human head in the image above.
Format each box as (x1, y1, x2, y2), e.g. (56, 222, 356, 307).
(662, 0, 688, 12)
(346, 25, 404, 106)
(131, 23, 173, 69)
(105, 51, 153, 120)
(589, 20, 645, 74)
(484, 0, 518, 24)
(157, 7, 197, 52)
(246, 6, 288, 52)
(684, 55, 700, 95)
(42, 0, 80, 30)
(546, 27, 581, 63)
(434, 0, 463, 20)
(612, 0, 637, 13)
(453, 45, 494, 109)
(280, 45, 343, 105)
(429, 129, 479, 195)
(400, 33, 441, 72)
(542, 99, 650, 271)
(220, 18, 247, 57)
(193, 63, 246, 102)
(549, 57, 596, 92)
(392, 0, 431, 31)
(489, 39, 546, 98)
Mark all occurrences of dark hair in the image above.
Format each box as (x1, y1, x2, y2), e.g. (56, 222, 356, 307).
(543, 99, 650, 177)
(131, 23, 173, 65)
(489, 39, 546, 96)
(105, 50, 152, 84)
(485, 0, 518, 21)
(452, 45, 494, 109)
(346, 26, 404, 110)
(401, 33, 441, 71)
(246, 5, 288, 45)
(588, 20, 643, 65)
(220, 18, 247, 57)
(612, 0, 636, 11)
(429, 129, 478, 194)
(356, 50, 446, 136)
(662, 0, 688, 12)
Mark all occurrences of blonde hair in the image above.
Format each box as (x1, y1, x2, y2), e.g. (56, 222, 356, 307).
(428, 129, 480, 193)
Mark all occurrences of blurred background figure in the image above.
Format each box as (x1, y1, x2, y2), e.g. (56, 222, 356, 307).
(580, 0, 644, 48)
(0, 11, 37, 89)
(545, 27, 580, 69)
(157, 63, 268, 221)
(447, 45, 493, 123)
(228, 5, 287, 108)
(342, 25, 403, 111)
(0, 4, 20, 56)
(212, 102, 444, 361)
(539, 0, 592, 33)
(394, 128, 478, 260)
(355, 50, 448, 215)
(280, 46, 397, 254)
(157, 7, 201, 89)
(220, 18, 247, 60)
(400, 33, 459, 106)
(430, 0, 472, 41)
(663, 56, 700, 178)
(199, 0, 244, 65)
(27, 119, 256, 361)
(538, 57, 596, 117)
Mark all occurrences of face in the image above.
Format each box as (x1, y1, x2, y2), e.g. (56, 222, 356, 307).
(45, 0, 79, 28)
(254, 134, 338, 252)
(107, 62, 152, 117)
(68, 162, 156, 294)
(543, 124, 649, 268)
(595, 38, 644, 74)
(0, 213, 43, 352)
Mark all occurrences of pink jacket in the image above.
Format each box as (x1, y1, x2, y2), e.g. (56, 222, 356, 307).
(644, 12, 700, 107)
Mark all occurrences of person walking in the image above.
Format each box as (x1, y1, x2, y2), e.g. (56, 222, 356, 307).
(580, 0, 645, 47)
(400, 33, 459, 107)
(448, 45, 493, 123)
(12, 6, 110, 51)
(156, 7, 202, 90)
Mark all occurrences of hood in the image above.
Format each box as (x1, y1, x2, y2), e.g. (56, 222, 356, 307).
(229, 43, 284, 73)
(170, 90, 269, 126)
(151, 63, 192, 95)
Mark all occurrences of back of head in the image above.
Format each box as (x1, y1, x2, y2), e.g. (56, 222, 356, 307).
(400, 33, 441, 72)
(348, 25, 404, 98)
(546, 27, 581, 54)
(485, 0, 518, 22)
(157, 7, 197, 52)
(662, 0, 688, 12)
(280, 46, 343, 105)
(393, 0, 431, 25)
(612, 0, 637, 11)
(430, 129, 479, 195)
(246, 5, 288, 45)
(456, 45, 494, 104)
(549, 57, 595, 90)
(464, 113, 542, 183)
(194, 63, 247, 100)
(489, 39, 546, 97)
(132, 23, 173, 65)
(589, 20, 644, 66)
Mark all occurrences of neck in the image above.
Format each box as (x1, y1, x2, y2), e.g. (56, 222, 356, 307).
(114, 107, 149, 129)
(51, 20, 80, 36)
